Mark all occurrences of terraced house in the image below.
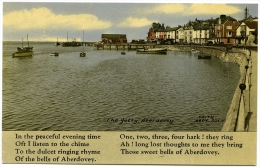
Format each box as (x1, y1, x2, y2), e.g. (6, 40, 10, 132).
(165, 27, 180, 44)
(156, 28, 167, 41)
(176, 27, 184, 44)
(214, 15, 239, 45)
(182, 21, 194, 44)
(192, 19, 215, 45)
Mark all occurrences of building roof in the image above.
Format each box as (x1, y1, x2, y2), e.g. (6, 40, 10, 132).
(101, 34, 126, 38)
(166, 27, 180, 31)
(156, 28, 166, 32)
(156, 26, 181, 32)
(193, 24, 211, 30)
(244, 21, 258, 29)
(215, 15, 237, 24)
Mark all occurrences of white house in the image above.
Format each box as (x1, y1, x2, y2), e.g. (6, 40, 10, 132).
(184, 28, 193, 44)
(165, 27, 179, 43)
(236, 21, 258, 45)
(176, 27, 184, 44)
(193, 29, 210, 44)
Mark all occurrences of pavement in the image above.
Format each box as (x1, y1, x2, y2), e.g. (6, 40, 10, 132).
(234, 48, 257, 132)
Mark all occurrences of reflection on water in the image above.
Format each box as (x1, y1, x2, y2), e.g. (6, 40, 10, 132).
(2, 42, 240, 131)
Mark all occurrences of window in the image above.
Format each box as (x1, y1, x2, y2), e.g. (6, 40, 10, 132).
(227, 38, 230, 43)
(241, 25, 246, 31)
(227, 31, 232, 37)
(217, 32, 221, 37)
(227, 25, 232, 29)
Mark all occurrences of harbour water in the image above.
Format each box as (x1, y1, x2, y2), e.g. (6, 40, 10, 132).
(2, 41, 240, 131)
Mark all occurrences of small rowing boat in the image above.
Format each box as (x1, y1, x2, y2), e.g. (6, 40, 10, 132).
(198, 53, 211, 59)
(49, 52, 59, 56)
(136, 48, 167, 54)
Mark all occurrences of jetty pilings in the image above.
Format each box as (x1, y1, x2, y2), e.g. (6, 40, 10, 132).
(93, 43, 157, 50)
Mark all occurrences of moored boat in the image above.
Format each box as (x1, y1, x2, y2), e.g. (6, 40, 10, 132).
(136, 48, 167, 54)
(80, 30, 86, 57)
(49, 52, 59, 56)
(62, 32, 82, 47)
(198, 53, 211, 59)
(62, 41, 82, 47)
(12, 35, 33, 57)
(55, 38, 60, 46)
(80, 52, 86, 57)
(191, 49, 200, 53)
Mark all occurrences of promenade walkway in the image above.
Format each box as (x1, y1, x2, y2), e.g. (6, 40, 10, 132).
(232, 48, 257, 132)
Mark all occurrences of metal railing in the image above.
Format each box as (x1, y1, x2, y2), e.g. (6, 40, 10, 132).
(234, 49, 252, 132)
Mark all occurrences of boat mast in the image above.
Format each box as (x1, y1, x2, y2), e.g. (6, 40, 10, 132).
(27, 34, 29, 47)
(82, 30, 84, 52)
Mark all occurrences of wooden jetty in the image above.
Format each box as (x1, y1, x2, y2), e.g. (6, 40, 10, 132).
(93, 43, 157, 50)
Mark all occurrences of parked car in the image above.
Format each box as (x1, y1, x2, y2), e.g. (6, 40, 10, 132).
(130, 39, 146, 44)
(162, 40, 172, 45)
(207, 41, 214, 46)
(226, 45, 233, 51)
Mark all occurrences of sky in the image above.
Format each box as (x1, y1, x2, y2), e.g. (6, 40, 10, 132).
(1, 0, 259, 42)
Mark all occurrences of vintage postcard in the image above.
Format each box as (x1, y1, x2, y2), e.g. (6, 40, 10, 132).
(1, 0, 258, 167)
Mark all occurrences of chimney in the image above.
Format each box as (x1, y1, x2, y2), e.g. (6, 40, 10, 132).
(220, 15, 226, 19)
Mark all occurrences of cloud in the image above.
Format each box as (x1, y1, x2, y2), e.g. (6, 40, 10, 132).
(144, 4, 186, 14)
(142, 3, 241, 16)
(3, 7, 112, 31)
(118, 17, 157, 28)
(154, 4, 186, 14)
(187, 4, 241, 15)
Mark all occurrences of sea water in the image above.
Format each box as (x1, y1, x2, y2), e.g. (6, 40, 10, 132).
(2, 41, 240, 131)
